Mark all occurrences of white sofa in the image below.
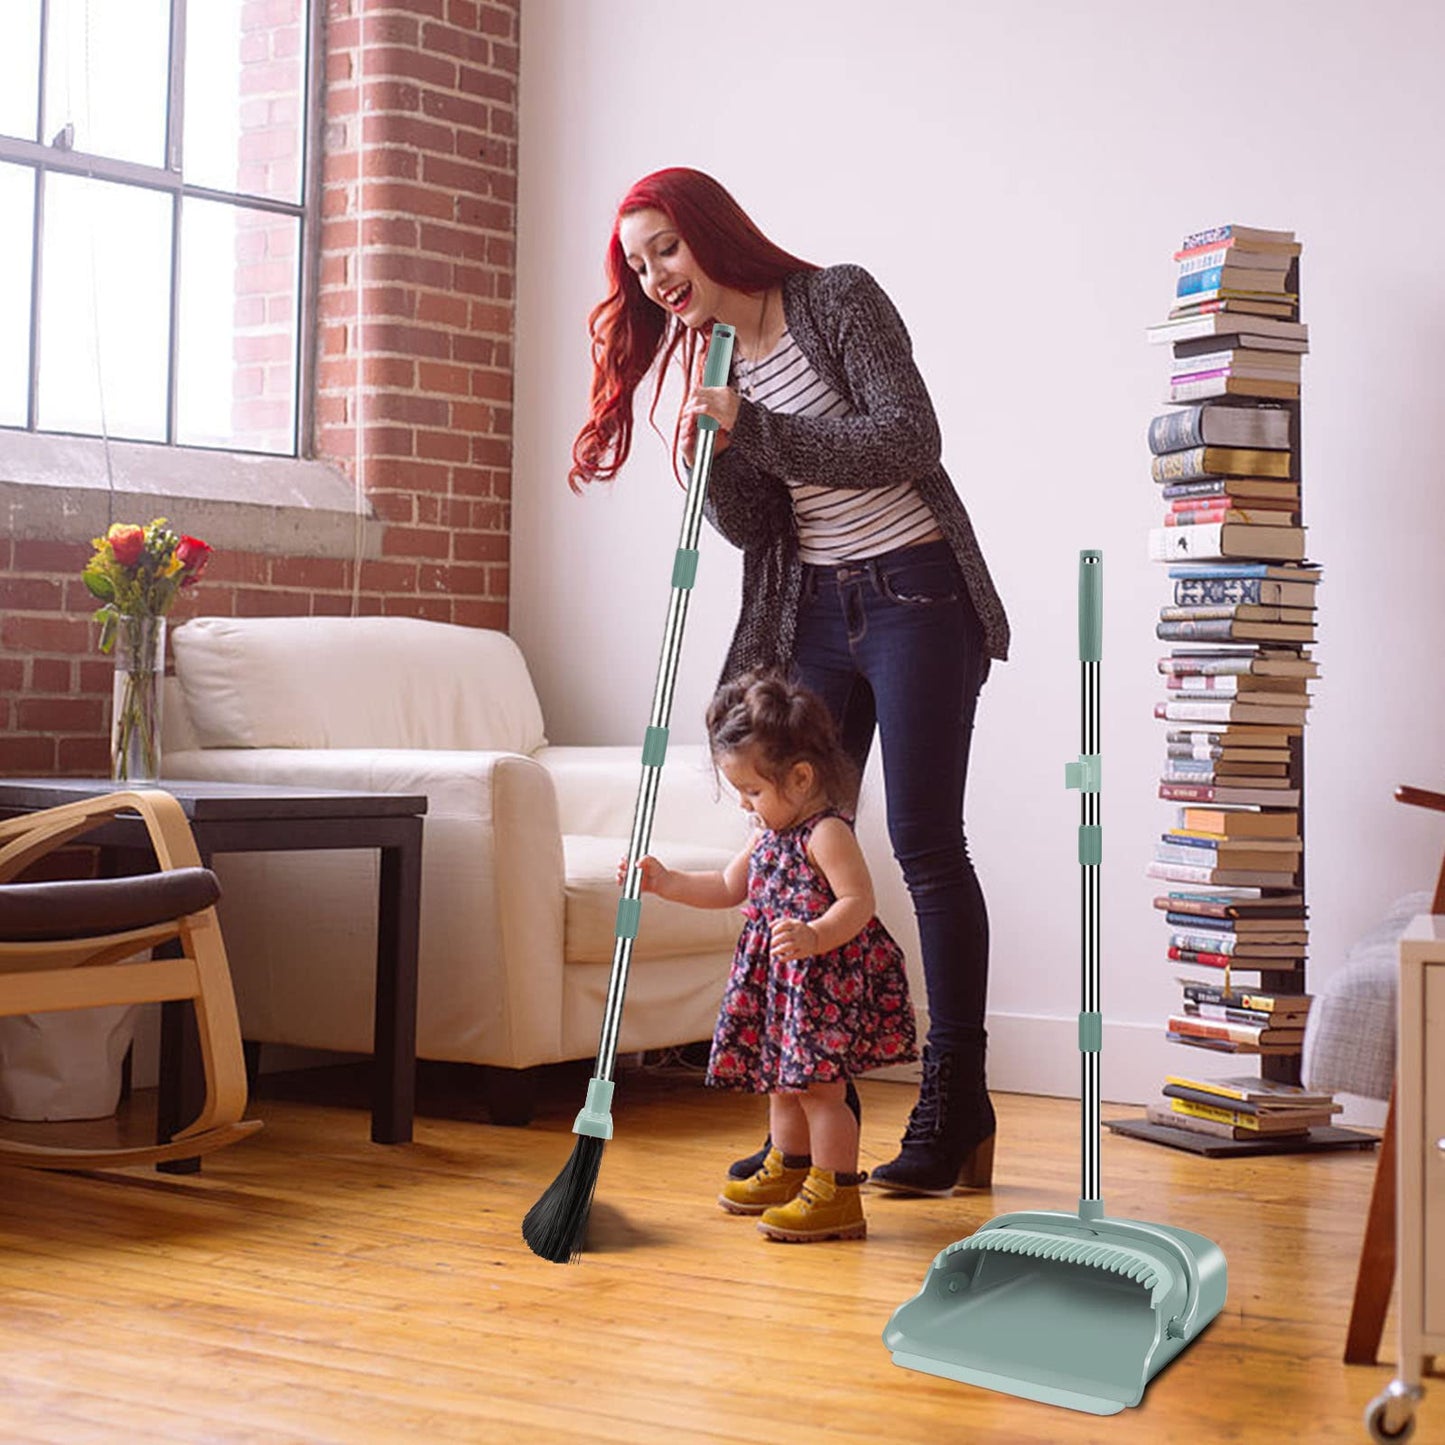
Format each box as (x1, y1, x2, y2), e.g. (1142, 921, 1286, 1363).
(161, 614, 748, 1122)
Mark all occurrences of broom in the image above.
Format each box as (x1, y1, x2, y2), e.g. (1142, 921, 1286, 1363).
(523, 321, 736, 1263)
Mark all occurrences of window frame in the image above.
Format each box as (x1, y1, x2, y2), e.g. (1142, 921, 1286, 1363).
(0, 0, 324, 459)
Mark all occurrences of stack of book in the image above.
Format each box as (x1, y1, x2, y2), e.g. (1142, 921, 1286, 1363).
(1140, 224, 1332, 1134)
(1145, 1071, 1342, 1143)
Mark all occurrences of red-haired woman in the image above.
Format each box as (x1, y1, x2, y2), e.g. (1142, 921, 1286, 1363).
(572, 167, 1010, 1199)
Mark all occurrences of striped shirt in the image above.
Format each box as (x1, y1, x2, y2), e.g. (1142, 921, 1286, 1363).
(735, 330, 940, 565)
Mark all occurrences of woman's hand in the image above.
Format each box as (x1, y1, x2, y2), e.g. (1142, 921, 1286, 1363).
(618, 853, 670, 897)
(681, 384, 737, 464)
(770, 917, 819, 962)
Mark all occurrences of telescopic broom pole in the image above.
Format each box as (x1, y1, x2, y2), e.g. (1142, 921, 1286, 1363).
(523, 322, 736, 1263)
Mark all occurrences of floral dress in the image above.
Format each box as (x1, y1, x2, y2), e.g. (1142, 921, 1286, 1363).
(707, 809, 918, 1093)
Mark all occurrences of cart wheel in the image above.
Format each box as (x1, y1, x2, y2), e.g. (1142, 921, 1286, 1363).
(1365, 1390, 1416, 1443)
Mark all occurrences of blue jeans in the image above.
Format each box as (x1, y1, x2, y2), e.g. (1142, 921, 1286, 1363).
(792, 538, 990, 1059)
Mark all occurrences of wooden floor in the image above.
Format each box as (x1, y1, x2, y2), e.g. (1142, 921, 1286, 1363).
(0, 1060, 1406, 1443)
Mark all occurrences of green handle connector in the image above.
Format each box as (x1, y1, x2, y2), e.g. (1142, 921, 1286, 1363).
(615, 897, 641, 939)
(696, 324, 736, 432)
(1078, 549, 1102, 662)
(641, 725, 669, 768)
(573, 1076, 615, 1140)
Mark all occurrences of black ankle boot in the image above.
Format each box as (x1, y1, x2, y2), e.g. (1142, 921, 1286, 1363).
(868, 1045, 996, 1196)
(727, 1077, 862, 1179)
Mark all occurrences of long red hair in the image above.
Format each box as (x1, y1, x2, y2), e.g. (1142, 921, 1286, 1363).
(568, 168, 817, 491)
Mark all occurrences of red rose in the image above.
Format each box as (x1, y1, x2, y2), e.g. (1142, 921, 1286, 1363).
(176, 534, 212, 584)
(107, 524, 145, 568)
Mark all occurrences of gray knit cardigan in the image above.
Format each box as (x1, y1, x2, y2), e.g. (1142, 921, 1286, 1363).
(704, 264, 1010, 681)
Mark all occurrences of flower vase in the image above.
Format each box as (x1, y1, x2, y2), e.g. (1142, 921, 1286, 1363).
(111, 614, 166, 783)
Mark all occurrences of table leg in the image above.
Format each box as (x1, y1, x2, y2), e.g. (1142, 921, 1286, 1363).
(1346, 1085, 1396, 1364)
(155, 842, 211, 1175)
(156, 994, 203, 1175)
(372, 831, 420, 1143)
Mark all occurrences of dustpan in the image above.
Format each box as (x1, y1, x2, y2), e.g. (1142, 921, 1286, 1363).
(883, 550, 1227, 1415)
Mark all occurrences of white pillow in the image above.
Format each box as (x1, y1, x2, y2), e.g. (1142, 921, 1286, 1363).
(172, 615, 547, 753)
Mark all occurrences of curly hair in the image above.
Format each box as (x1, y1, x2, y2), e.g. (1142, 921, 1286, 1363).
(568, 167, 817, 492)
(705, 668, 858, 812)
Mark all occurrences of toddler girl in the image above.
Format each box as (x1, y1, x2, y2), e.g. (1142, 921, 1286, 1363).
(626, 670, 917, 1241)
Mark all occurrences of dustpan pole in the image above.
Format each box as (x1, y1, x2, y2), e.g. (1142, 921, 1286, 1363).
(1075, 551, 1103, 1217)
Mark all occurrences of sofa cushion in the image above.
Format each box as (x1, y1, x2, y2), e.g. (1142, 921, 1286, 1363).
(563, 834, 743, 965)
(172, 615, 546, 753)
(1302, 890, 1431, 1101)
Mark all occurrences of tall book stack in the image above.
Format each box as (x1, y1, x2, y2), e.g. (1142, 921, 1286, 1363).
(1107, 226, 1369, 1157)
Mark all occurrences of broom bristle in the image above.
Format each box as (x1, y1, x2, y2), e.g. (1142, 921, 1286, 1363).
(522, 1133, 605, 1264)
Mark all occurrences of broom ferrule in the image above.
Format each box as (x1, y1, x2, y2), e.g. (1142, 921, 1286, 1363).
(573, 1076, 615, 1139)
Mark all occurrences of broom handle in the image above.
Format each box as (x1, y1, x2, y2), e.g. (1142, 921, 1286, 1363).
(1075, 551, 1103, 1207)
(591, 323, 736, 1083)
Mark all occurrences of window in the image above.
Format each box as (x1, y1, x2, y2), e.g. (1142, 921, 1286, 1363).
(0, 0, 318, 457)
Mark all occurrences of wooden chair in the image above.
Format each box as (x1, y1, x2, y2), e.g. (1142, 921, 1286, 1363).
(1345, 784, 1445, 1364)
(0, 789, 261, 1169)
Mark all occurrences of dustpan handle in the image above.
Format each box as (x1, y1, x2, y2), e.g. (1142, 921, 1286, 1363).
(1066, 551, 1103, 1213)
(591, 324, 736, 1084)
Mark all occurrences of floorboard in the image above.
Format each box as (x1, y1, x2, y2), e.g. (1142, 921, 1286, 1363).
(0, 1060, 1407, 1442)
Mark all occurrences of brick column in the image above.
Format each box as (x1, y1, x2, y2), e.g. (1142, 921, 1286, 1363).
(317, 0, 518, 628)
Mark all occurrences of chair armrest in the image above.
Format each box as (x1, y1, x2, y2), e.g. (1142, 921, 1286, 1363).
(1397, 784, 1445, 814)
(0, 790, 203, 881)
(164, 747, 570, 1061)
(534, 743, 747, 852)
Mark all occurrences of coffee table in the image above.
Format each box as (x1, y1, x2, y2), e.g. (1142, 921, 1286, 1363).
(0, 778, 426, 1169)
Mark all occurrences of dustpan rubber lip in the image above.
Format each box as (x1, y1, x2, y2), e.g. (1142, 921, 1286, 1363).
(888, 1349, 1132, 1416)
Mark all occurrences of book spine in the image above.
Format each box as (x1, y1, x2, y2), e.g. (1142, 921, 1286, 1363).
(1164, 660, 1244, 678)
(1164, 508, 1237, 528)
(1168, 376, 1300, 403)
(1169, 1097, 1266, 1130)
(1157, 620, 1313, 641)
(1176, 266, 1226, 297)
(1162, 656, 1259, 676)
(1149, 522, 1305, 561)
(1166, 561, 1280, 577)
(1181, 984, 1301, 1011)
(1147, 406, 1206, 454)
(1150, 522, 1225, 561)
(1159, 784, 1302, 806)
(1194, 1003, 1294, 1027)
(1170, 929, 1246, 955)
(1175, 578, 1279, 604)
(1169, 1014, 1300, 1045)
(1151, 446, 1210, 482)
(1181, 225, 1238, 249)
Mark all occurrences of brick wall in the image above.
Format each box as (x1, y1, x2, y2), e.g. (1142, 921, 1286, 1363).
(233, 0, 307, 453)
(0, 0, 520, 777)
(316, 0, 517, 624)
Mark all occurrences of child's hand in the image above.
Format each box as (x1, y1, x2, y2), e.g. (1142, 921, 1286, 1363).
(617, 854, 669, 895)
(770, 917, 819, 962)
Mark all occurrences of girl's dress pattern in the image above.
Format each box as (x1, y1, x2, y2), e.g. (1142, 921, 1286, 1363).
(707, 809, 918, 1092)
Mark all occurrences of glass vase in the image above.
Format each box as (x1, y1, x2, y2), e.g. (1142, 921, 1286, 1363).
(110, 614, 166, 784)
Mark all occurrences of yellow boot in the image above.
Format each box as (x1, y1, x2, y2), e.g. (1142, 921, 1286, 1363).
(718, 1146, 810, 1215)
(757, 1166, 867, 1242)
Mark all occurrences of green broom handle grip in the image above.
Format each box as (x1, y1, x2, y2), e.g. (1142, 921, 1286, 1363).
(590, 323, 736, 1086)
(1078, 549, 1102, 662)
(696, 326, 734, 429)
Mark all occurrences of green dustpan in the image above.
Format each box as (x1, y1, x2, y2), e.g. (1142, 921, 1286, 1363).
(882, 551, 1227, 1415)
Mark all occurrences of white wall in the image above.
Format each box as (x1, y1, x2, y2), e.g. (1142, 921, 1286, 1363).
(511, 0, 1445, 1113)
